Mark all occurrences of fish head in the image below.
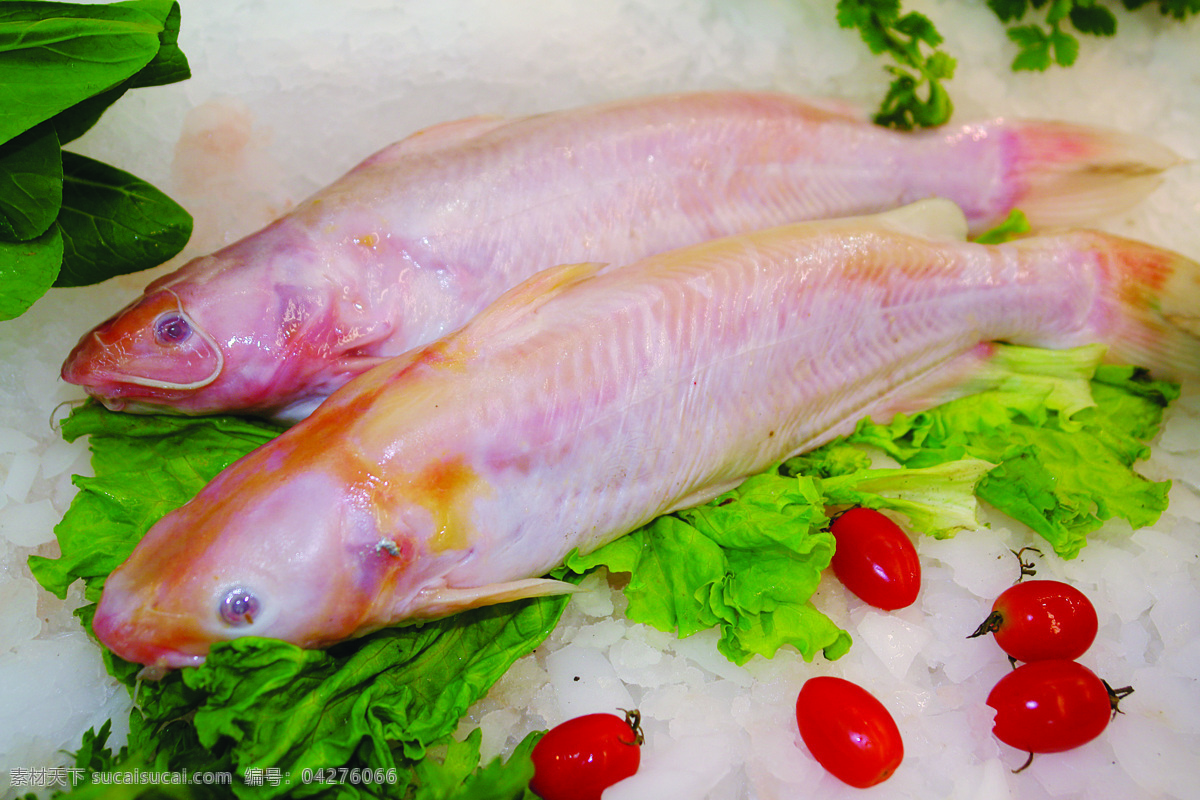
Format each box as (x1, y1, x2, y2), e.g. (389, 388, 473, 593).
(91, 453, 426, 671)
(59, 222, 377, 420)
(61, 284, 228, 413)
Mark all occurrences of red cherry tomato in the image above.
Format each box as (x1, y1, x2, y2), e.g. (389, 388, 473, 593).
(795, 676, 904, 788)
(530, 710, 642, 800)
(969, 580, 1098, 662)
(829, 508, 921, 610)
(987, 660, 1123, 756)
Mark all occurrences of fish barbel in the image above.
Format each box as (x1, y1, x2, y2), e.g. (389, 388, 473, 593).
(91, 200, 1200, 671)
(61, 91, 1177, 421)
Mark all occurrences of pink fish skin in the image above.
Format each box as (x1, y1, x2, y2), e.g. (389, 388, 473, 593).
(61, 91, 1176, 421)
(91, 200, 1200, 671)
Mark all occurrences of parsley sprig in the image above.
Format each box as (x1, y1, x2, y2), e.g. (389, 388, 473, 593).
(836, 0, 957, 130)
(993, 0, 1199, 71)
(992, 0, 1113, 70)
(838, 0, 1199, 127)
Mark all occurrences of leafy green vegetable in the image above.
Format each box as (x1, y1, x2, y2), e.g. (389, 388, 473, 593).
(845, 346, 1178, 558)
(63, 605, 563, 800)
(562, 458, 993, 665)
(1006, 18, 1082, 71)
(190, 601, 565, 774)
(1122, 0, 1200, 19)
(837, 0, 1197, 125)
(410, 728, 541, 800)
(820, 459, 994, 537)
(986, 0, 1196, 71)
(68, 722, 541, 800)
(0, 2, 162, 144)
(33, 403, 568, 800)
(55, 151, 193, 287)
(0, 123, 63, 241)
(30, 406, 284, 601)
(564, 473, 852, 665)
(835, 0, 957, 129)
(0, 224, 62, 319)
(971, 209, 1032, 245)
(0, 0, 191, 320)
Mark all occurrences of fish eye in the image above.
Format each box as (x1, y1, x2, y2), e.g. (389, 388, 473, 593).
(218, 587, 260, 627)
(154, 312, 193, 345)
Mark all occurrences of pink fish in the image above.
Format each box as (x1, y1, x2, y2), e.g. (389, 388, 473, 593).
(62, 91, 1176, 421)
(91, 200, 1200, 671)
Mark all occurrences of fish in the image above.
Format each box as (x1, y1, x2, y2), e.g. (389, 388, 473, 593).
(61, 91, 1178, 422)
(91, 199, 1200, 672)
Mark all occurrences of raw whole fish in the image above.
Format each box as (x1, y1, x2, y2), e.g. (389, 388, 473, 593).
(91, 199, 1200, 671)
(61, 91, 1177, 421)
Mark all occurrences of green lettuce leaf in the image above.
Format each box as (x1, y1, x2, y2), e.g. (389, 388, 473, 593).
(564, 472, 850, 665)
(845, 345, 1177, 558)
(971, 208, 1031, 244)
(820, 458, 994, 538)
(412, 729, 540, 800)
(172, 596, 565, 798)
(561, 458, 992, 665)
(29, 404, 283, 600)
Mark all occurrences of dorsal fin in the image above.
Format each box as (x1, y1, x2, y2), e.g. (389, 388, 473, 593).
(355, 115, 509, 167)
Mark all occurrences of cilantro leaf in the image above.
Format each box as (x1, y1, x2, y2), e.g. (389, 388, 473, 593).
(1050, 23, 1080, 66)
(985, 0, 1196, 73)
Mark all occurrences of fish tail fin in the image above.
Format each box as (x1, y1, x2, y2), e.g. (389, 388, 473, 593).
(1081, 232, 1200, 381)
(1005, 120, 1181, 228)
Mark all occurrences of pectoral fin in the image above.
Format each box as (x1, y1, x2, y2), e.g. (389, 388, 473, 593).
(333, 353, 392, 378)
(460, 262, 606, 344)
(415, 577, 578, 618)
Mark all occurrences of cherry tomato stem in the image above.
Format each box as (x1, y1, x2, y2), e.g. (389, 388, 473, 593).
(987, 660, 1130, 764)
(530, 710, 642, 800)
(1010, 546, 1041, 581)
(969, 579, 1098, 662)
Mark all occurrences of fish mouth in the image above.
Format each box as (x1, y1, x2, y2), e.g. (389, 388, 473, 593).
(92, 587, 212, 672)
(61, 289, 225, 402)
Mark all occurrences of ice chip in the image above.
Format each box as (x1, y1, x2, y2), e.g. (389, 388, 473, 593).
(0, 499, 59, 547)
(545, 644, 635, 721)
